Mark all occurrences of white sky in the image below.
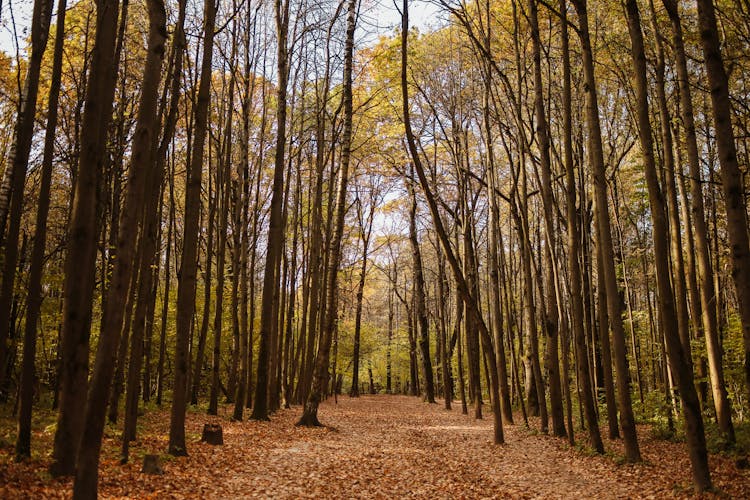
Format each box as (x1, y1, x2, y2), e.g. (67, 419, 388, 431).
(0, 0, 33, 57)
(0, 0, 444, 58)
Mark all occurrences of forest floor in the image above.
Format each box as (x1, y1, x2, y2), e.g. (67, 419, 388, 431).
(1, 394, 749, 498)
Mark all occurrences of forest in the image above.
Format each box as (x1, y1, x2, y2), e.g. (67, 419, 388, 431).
(0, 0, 749, 496)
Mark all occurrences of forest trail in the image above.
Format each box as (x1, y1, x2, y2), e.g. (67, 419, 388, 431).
(2, 395, 748, 498)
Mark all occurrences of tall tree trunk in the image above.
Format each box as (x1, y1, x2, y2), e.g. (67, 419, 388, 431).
(50, 0, 122, 478)
(154, 6, 186, 405)
(209, 33, 237, 414)
(296, 0, 357, 426)
(694, 0, 750, 414)
(14, 0, 61, 461)
(157, 169, 176, 406)
(72, 0, 167, 495)
(408, 174, 436, 403)
(572, 0, 640, 462)
(560, 0, 602, 452)
(0, 0, 52, 392)
(460, 171, 482, 418)
(529, 0, 564, 437)
(350, 195, 374, 398)
(648, 0, 693, 369)
(400, 0, 503, 444)
(596, 238, 619, 439)
(251, 0, 290, 421)
(624, 0, 709, 488)
(485, 123, 512, 424)
(662, 0, 734, 443)
(192, 164, 214, 406)
(437, 245, 452, 409)
(169, 0, 215, 455)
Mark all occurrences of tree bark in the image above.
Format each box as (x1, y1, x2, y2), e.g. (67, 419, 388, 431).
(572, 0, 639, 461)
(297, 0, 357, 426)
(0, 0, 53, 393)
(169, 0, 215, 455)
(14, 0, 60, 461)
(695, 0, 750, 416)
(50, 0, 122, 478)
(662, 0, 734, 443)
(624, 0, 709, 487)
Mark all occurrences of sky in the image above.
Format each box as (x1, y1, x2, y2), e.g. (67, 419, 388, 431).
(0, 0, 444, 58)
(0, 0, 33, 57)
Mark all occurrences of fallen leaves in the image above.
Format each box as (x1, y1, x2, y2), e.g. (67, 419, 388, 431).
(1, 395, 749, 498)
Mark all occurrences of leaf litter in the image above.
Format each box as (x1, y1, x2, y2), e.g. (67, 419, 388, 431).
(1, 395, 748, 498)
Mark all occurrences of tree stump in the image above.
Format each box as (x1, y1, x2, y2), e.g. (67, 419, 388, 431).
(141, 454, 164, 475)
(201, 423, 223, 445)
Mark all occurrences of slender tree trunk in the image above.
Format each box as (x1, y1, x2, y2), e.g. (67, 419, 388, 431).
(14, 0, 61, 461)
(437, 246, 452, 409)
(350, 196, 374, 398)
(0, 0, 53, 394)
(624, 0, 709, 487)
(529, 0, 564, 437)
(662, 0, 734, 443)
(647, 0, 693, 369)
(387, 272, 395, 395)
(252, 0, 290, 421)
(192, 167, 214, 406)
(408, 174, 436, 403)
(459, 172, 481, 417)
(572, 0, 639, 462)
(50, 0, 122, 478)
(695, 0, 750, 414)
(72, 0, 167, 496)
(400, 0, 502, 444)
(169, 0, 215, 455)
(297, 0, 357, 426)
(209, 34, 237, 414)
(560, 0, 602, 451)
(157, 166, 176, 405)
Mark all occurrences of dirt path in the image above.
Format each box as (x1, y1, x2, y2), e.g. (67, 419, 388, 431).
(2, 395, 748, 498)
(241, 395, 641, 498)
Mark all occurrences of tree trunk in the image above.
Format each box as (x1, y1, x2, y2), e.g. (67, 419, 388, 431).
(209, 34, 237, 414)
(169, 0, 215, 456)
(624, 0, 709, 488)
(50, 0, 122, 478)
(400, 0, 502, 444)
(14, 0, 60, 461)
(560, 0, 602, 451)
(0, 0, 52, 393)
(350, 195, 374, 398)
(408, 174, 436, 404)
(296, 0, 356, 427)
(437, 246, 453, 409)
(662, 0, 734, 444)
(252, 0, 290, 421)
(192, 163, 214, 407)
(232, 13, 262, 422)
(72, 0, 167, 495)
(529, 0, 564, 437)
(572, 0, 639, 462)
(694, 0, 750, 419)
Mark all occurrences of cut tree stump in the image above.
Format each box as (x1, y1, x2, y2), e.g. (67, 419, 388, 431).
(201, 423, 223, 445)
(141, 454, 164, 475)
